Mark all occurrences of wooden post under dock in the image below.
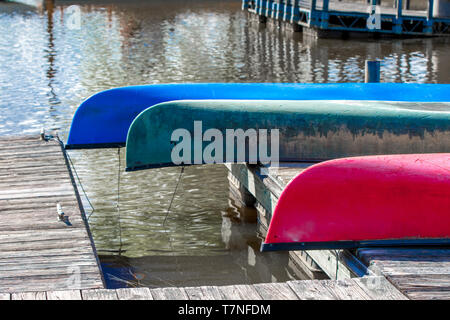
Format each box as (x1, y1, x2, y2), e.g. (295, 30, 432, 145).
(0, 135, 104, 293)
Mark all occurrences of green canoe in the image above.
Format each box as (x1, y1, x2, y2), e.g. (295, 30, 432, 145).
(125, 100, 450, 171)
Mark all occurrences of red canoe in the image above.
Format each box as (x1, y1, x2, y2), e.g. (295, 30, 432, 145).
(261, 154, 450, 251)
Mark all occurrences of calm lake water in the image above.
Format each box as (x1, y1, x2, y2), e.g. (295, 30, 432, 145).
(1, 0, 449, 288)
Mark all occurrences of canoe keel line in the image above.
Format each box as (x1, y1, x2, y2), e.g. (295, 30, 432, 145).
(262, 154, 450, 251)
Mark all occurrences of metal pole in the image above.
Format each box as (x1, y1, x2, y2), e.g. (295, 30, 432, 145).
(428, 0, 434, 20)
(426, 0, 434, 34)
(397, 0, 403, 17)
(365, 60, 381, 83)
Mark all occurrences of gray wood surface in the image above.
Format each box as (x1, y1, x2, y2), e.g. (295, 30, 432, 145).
(218, 284, 263, 300)
(288, 280, 337, 300)
(150, 287, 189, 300)
(47, 290, 82, 300)
(82, 289, 118, 300)
(353, 277, 408, 300)
(11, 291, 47, 300)
(0, 293, 10, 300)
(358, 248, 450, 300)
(253, 282, 299, 300)
(199, 286, 225, 300)
(0, 135, 104, 293)
(115, 287, 154, 300)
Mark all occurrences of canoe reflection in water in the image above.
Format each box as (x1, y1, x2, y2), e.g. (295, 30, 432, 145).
(100, 196, 308, 288)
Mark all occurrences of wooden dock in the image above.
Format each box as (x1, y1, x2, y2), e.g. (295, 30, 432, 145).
(0, 276, 406, 300)
(0, 135, 104, 293)
(0, 134, 447, 299)
(225, 162, 450, 300)
(243, 0, 450, 38)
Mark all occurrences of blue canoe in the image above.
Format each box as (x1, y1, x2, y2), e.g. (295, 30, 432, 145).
(65, 83, 450, 149)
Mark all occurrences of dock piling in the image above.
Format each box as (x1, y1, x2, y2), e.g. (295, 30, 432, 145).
(365, 60, 381, 83)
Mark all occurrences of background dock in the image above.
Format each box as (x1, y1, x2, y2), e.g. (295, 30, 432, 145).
(243, 0, 450, 38)
(0, 135, 104, 292)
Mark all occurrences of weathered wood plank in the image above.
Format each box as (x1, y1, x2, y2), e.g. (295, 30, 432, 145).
(47, 290, 82, 300)
(82, 289, 118, 300)
(0, 228, 89, 244)
(0, 190, 75, 201)
(150, 287, 189, 300)
(0, 273, 102, 293)
(217, 285, 242, 300)
(200, 286, 225, 300)
(184, 286, 204, 300)
(0, 293, 10, 300)
(0, 176, 71, 186)
(0, 238, 93, 252)
(0, 168, 69, 177)
(353, 277, 408, 300)
(162, 287, 189, 300)
(148, 288, 165, 300)
(0, 152, 63, 163)
(0, 149, 64, 159)
(0, 247, 96, 260)
(0, 160, 66, 171)
(287, 280, 337, 300)
(0, 259, 99, 273)
(184, 286, 225, 300)
(0, 198, 77, 212)
(219, 285, 262, 300)
(0, 185, 74, 196)
(358, 248, 450, 299)
(0, 135, 42, 143)
(0, 265, 101, 280)
(0, 143, 61, 153)
(0, 218, 84, 232)
(0, 167, 70, 176)
(387, 274, 450, 300)
(116, 287, 154, 300)
(320, 279, 371, 300)
(11, 291, 47, 300)
(253, 282, 299, 300)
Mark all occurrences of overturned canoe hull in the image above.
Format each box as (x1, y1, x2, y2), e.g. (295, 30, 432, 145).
(125, 100, 450, 171)
(66, 83, 450, 149)
(262, 154, 450, 251)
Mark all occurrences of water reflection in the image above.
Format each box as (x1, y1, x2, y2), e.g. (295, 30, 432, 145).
(45, 0, 60, 107)
(0, 0, 449, 287)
